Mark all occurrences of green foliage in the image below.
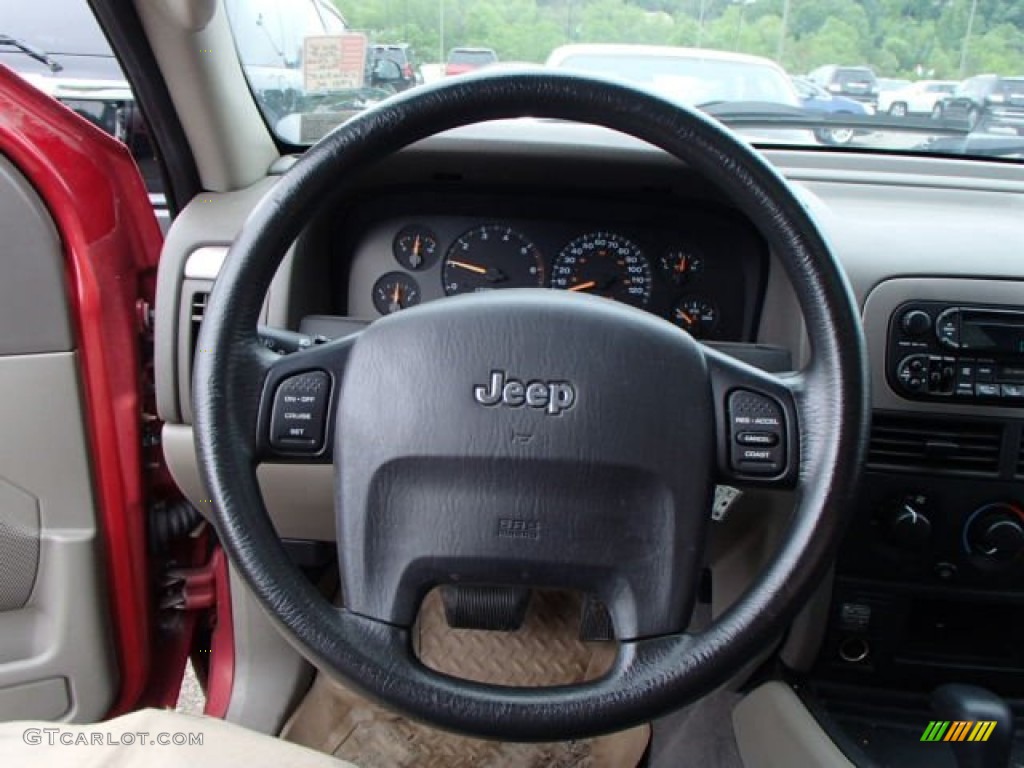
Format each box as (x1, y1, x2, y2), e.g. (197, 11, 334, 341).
(334, 0, 1024, 78)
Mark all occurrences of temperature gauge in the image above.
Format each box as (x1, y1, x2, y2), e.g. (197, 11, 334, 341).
(660, 248, 704, 285)
(372, 272, 421, 315)
(671, 296, 719, 338)
(393, 225, 438, 271)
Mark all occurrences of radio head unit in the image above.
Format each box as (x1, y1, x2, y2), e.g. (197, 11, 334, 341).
(887, 302, 1024, 404)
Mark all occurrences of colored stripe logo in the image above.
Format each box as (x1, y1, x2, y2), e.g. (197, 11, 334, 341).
(920, 721, 997, 742)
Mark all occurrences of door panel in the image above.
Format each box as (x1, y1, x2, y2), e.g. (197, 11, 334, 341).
(0, 157, 117, 721)
(0, 67, 165, 721)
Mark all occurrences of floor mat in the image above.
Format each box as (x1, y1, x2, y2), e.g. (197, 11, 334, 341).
(282, 590, 650, 767)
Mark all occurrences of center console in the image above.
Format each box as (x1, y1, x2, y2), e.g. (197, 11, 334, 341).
(813, 278, 1024, 695)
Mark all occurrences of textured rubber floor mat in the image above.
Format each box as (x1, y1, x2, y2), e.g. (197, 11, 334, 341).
(282, 590, 650, 767)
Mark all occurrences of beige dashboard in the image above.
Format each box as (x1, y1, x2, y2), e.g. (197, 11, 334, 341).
(156, 129, 1024, 546)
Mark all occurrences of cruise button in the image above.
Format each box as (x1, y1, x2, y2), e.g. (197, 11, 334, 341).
(736, 431, 779, 446)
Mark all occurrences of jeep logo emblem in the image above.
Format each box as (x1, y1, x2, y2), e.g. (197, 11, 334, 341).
(473, 371, 576, 415)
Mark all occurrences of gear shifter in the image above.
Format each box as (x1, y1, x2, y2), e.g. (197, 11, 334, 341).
(931, 684, 1013, 768)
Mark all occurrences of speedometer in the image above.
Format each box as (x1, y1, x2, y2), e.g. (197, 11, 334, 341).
(551, 232, 653, 307)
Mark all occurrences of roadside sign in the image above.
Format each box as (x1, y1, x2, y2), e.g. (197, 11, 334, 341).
(303, 33, 367, 92)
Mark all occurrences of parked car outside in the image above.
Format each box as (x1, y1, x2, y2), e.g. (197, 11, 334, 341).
(807, 64, 879, 111)
(1, 0, 167, 225)
(932, 74, 1024, 134)
(546, 45, 815, 145)
(879, 80, 958, 117)
(366, 44, 419, 92)
(876, 77, 911, 96)
(791, 75, 869, 145)
(547, 45, 799, 106)
(445, 47, 498, 76)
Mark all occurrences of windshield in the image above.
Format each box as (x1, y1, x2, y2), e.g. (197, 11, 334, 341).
(225, 0, 1024, 161)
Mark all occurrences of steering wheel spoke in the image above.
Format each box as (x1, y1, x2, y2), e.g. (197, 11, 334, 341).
(704, 344, 801, 488)
(254, 332, 360, 463)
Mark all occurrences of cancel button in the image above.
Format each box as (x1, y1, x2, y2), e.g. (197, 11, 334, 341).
(736, 431, 779, 447)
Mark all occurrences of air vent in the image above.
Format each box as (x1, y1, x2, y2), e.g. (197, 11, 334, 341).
(189, 291, 209, 362)
(868, 414, 1003, 476)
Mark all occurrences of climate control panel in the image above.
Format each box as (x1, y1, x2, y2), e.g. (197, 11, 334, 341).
(887, 301, 1024, 404)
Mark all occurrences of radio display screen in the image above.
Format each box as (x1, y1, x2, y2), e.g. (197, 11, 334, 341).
(961, 312, 1024, 354)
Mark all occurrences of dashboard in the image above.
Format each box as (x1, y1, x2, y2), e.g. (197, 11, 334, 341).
(340, 189, 767, 342)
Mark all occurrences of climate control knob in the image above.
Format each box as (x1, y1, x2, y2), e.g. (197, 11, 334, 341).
(879, 494, 932, 550)
(965, 503, 1024, 562)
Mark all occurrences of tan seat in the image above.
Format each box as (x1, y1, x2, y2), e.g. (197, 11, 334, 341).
(0, 707, 355, 767)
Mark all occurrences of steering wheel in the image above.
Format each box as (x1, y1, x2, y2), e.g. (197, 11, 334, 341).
(193, 71, 869, 741)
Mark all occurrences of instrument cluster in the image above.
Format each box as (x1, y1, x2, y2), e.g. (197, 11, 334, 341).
(352, 211, 765, 343)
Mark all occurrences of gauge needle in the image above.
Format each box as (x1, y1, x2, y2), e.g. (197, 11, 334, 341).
(449, 260, 507, 282)
(569, 280, 597, 292)
(391, 284, 402, 305)
(409, 236, 423, 267)
(676, 310, 695, 325)
(448, 259, 488, 275)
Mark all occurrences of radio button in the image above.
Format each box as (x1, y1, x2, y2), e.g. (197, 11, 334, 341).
(1001, 384, 1024, 399)
(896, 354, 929, 393)
(976, 383, 1000, 398)
(953, 359, 976, 397)
(935, 308, 961, 348)
(975, 363, 996, 383)
(1000, 365, 1024, 383)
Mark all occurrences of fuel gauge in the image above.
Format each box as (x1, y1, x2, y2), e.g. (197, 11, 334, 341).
(372, 272, 421, 315)
(393, 225, 438, 271)
(671, 296, 719, 338)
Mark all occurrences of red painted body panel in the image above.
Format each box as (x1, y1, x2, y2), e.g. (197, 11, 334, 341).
(0, 64, 162, 716)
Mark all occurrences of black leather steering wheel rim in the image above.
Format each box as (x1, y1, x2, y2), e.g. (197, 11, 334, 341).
(193, 71, 869, 740)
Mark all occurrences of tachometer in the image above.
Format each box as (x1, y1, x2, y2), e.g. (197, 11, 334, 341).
(551, 232, 652, 307)
(442, 225, 545, 295)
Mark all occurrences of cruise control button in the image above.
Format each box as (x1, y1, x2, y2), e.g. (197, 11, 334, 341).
(270, 371, 330, 451)
(736, 431, 779, 446)
(728, 390, 786, 476)
(737, 459, 783, 475)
